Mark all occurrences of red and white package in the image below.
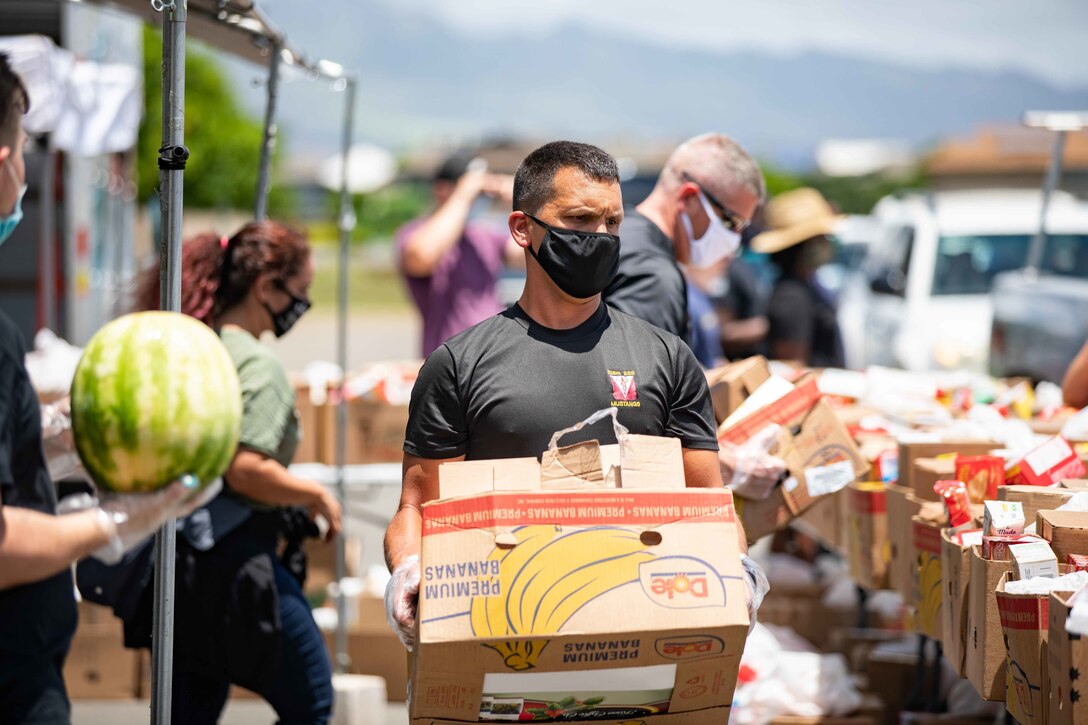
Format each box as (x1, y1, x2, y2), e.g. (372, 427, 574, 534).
(982, 534, 1043, 561)
(934, 479, 972, 529)
(956, 528, 984, 547)
(1067, 553, 1088, 572)
(1006, 435, 1087, 487)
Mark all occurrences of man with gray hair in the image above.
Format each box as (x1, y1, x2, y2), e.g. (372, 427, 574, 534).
(603, 133, 765, 340)
(604, 134, 784, 500)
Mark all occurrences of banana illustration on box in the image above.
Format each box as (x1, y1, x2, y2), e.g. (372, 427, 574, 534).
(470, 525, 657, 671)
(916, 551, 942, 636)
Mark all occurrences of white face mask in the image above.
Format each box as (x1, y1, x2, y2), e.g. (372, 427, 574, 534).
(680, 189, 741, 268)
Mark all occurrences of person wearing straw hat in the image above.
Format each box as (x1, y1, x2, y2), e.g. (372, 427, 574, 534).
(752, 187, 846, 368)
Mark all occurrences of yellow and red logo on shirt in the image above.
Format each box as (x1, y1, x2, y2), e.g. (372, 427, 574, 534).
(608, 369, 640, 408)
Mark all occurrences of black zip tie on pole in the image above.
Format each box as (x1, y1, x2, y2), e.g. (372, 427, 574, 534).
(158, 144, 190, 171)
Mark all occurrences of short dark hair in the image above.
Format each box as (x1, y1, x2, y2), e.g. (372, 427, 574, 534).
(0, 53, 29, 149)
(434, 151, 474, 183)
(513, 141, 619, 214)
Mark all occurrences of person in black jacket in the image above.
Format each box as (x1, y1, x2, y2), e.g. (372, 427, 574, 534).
(0, 53, 209, 723)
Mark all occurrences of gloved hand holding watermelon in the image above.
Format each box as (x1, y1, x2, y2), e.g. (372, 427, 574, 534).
(91, 475, 223, 563)
(70, 311, 242, 493)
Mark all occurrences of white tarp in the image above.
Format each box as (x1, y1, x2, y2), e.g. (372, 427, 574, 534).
(0, 35, 141, 156)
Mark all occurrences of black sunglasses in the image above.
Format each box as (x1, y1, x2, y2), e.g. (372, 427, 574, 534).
(680, 172, 750, 234)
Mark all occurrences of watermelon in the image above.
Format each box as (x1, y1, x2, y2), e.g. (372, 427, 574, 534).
(70, 311, 242, 492)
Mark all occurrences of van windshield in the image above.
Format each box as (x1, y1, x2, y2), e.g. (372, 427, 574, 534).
(933, 233, 1088, 295)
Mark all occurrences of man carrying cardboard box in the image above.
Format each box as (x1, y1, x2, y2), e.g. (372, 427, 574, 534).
(384, 141, 767, 653)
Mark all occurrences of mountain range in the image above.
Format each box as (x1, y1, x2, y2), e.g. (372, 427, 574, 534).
(229, 1, 1088, 169)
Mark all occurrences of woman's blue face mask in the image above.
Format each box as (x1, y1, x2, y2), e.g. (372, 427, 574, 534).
(0, 159, 26, 247)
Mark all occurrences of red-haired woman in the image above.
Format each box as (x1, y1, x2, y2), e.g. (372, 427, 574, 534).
(133, 222, 340, 723)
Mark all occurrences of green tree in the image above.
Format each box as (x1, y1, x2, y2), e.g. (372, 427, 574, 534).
(760, 161, 928, 215)
(351, 183, 429, 243)
(801, 169, 929, 215)
(139, 26, 289, 211)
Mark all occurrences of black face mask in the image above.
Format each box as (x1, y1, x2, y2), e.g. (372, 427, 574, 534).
(524, 213, 621, 299)
(267, 282, 311, 338)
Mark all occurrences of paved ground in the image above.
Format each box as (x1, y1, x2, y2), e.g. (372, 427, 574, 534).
(266, 310, 422, 373)
(72, 700, 408, 724)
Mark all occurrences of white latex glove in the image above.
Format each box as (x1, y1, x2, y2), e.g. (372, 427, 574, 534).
(90, 476, 223, 564)
(740, 554, 769, 636)
(385, 555, 421, 651)
(721, 424, 787, 500)
(40, 398, 85, 482)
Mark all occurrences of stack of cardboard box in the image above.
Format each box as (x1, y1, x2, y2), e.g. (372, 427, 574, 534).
(711, 366, 869, 543)
(291, 362, 421, 466)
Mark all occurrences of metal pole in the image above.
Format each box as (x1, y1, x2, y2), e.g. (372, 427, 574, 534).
(254, 42, 282, 220)
(40, 149, 56, 332)
(334, 75, 357, 674)
(152, 0, 189, 721)
(1025, 129, 1067, 273)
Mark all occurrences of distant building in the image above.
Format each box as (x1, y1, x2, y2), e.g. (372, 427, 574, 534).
(815, 138, 916, 178)
(926, 125, 1088, 196)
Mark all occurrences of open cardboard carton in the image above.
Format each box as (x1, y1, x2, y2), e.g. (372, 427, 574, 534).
(999, 485, 1079, 526)
(966, 544, 1014, 701)
(846, 482, 889, 590)
(705, 356, 771, 425)
(886, 485, 934, 600)
(940, 528, 973, 678)
(725, 380, 868, 542)
(1036, 510, 1088, 564)
(412, 414, 748, 723)
(791, 488, 846, 553)
(996, 568, 1077, 725)
(1048, 589, 1088, 725)
(897, 439, 999, 501)
(910, 458, 956, 502)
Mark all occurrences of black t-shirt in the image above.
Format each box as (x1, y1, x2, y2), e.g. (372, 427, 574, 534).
(766, 276, 845, 368)
(603, 210, 689, 341)
(404, 303, 718, 461)
(712, 258, 766, 360)
(0, 310, 77, 677)
(715, 258, 763, 322)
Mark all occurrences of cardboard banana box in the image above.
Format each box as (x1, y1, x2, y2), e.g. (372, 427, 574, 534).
(911, 515, 944, 640)
(846, 482, 889, 591)
(411, 442, 748, 723)
(996, 568, 1077, 725)
(940, 529, 973, 678)
(886, 485, 934, 600)
(966, 544, 1013, 701)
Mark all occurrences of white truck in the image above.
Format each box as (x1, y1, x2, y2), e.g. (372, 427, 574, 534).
(839, 189, 1088, 372)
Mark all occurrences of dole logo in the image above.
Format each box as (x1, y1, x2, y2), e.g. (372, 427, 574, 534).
(652, 572, 708, 598)
(639, 557, 726, 609)
(655, 635, 725, 661)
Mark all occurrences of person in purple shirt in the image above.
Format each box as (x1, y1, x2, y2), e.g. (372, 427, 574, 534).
(397, 153, 520, 357)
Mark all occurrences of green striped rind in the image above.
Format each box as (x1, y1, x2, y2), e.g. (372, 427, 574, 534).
(71, 311, 242, 492)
